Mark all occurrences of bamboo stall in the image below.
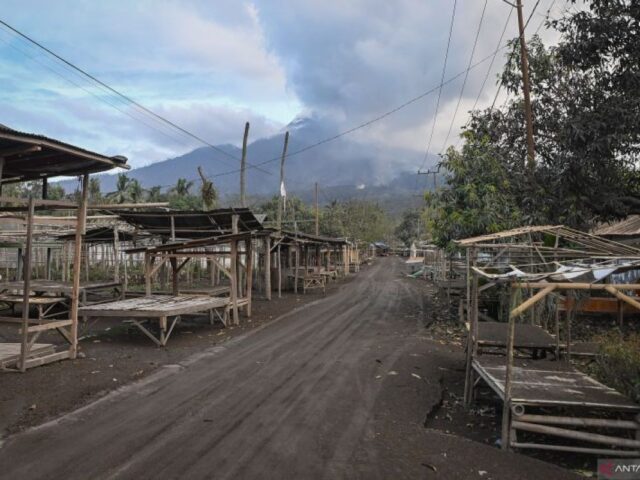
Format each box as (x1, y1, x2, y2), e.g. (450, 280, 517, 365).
(0, 125, 128, 371)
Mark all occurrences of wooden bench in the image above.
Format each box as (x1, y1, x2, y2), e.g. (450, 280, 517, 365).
(79, 295, 231, 346)
(0, 294, 68, 320)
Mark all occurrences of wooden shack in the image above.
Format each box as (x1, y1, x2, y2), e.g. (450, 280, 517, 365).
(0, 125, 128, 371)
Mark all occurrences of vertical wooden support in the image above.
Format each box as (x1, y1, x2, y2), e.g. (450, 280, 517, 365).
(245, 237, 253, 317)
(170, 215, 176, 241)
(0, 157, 4, 197)
(170, 257, 179, 295)
(230, 239, 239, 324)
(19, 197, 35, 372)
(16, 247, 23, 281)
(277, 244, 282, 299)
(294, 244, 299, 294)
(265, 236, 271, 300)
(240, 121, 250, 207)
(45, 247, 52, 280)
(144, 253, 153, 296)
(70, 174, 89, 360)
(464, 264, 479, 406)
(502, 287, 517, 450)
(113, 225, 120, 282)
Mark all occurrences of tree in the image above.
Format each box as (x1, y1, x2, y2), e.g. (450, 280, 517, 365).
(198, 166, 218, 210)
(171, 178, 194, 197)
(128, 179, 144, 203)
(425, 142, 522, 248)
(107, 173, 131, 204)
(395, 209, 424, 246)
(89, 177, 101, 202)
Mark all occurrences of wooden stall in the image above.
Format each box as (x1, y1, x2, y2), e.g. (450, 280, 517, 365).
(265, 229, 350, 296)
(460, 242, 640, 456)
(0, 125, 128, 371)
(80, 231, 257, 345)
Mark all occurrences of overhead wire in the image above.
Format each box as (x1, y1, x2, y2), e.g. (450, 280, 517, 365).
(440, 0, 488, 153)
(418, 0, 458, 175)
(0, 18, 274, 175)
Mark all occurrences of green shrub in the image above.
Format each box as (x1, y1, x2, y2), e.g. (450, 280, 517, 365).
(592, 332, 640, 403)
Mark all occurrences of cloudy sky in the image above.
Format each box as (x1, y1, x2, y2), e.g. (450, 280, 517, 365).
(0, 0, 564, 173)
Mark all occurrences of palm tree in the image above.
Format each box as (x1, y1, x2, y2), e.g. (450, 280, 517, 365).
(128, 179, 144, 203)
(106, 173, 131, 204)
(171, 178, 194, 197)
(146, 186, 164, 202)
(89, 177, 102, 201)
(198, 166, 217, 210)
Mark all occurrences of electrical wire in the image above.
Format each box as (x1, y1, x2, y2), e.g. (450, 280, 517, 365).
(0, 18, 273, 175)
(419, 0, 458, 174)
(440, 0, 488, 153)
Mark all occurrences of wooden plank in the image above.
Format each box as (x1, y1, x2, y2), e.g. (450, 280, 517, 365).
(24, 319, 73, 333)
(22, 350, 71, 369)
(70, 174, 88, 360)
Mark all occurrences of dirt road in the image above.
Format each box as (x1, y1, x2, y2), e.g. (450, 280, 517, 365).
(0, 258, 577, 479)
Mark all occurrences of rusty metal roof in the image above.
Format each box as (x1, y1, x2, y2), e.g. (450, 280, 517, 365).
(0, 124, 128, 183)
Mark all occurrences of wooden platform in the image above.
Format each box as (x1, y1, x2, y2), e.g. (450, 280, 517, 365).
(79, 295, 231, 346)
(0, 280, 122, 295)
(471, 356, 640, 456)
(0, 343, 55, 369)
(475, 321, 558, 355)
(473, 356, 639, 410)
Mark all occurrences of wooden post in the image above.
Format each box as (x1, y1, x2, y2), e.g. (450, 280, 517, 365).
(16, 247, 23, 281)
(170, 215, 176, 241)
(314, 182, 319, 236)
(265, 236, 271, 300)
(502, 282, 518, 450)
(70, 174, 89, 360)
(113, 225, 120, 282)
(240, 121, 250, 207)
(0, 157, 4, 197)
(464, 265, 479, 406)
(144, 253, 153, 296)
(246, 237, 253, 317)
(19, 197, 35, 371)
(45, 247, 52, 280)
(294, 243, 299, 294)
(277, 244, 282, 299)
(230, 239, 239, 324)
(516, 0, 536, 169)
(277, 132, 289, 231)
(170, 257, 179, 295)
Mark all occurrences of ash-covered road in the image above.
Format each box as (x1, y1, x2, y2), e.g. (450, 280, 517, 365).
(0, 258, 576, 479)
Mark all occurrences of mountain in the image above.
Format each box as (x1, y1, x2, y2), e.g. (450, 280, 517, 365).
(58, 115, 437, 204)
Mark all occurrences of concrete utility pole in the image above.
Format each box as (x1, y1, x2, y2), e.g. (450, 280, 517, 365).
(277, 131, 289, 231)
(516, 0, 535, 169)
(240, 122, 250, 207)
(314, 182, 319, 236)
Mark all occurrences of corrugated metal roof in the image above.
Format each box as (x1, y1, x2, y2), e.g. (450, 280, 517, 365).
(594, 215, 640, 237)
(0, 125, 128, 183)
(116, 208, 263, 238)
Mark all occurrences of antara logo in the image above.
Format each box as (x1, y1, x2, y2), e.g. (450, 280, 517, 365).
(598, 459, 640, 480)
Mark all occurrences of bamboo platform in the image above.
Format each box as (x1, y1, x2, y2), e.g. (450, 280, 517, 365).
(0, 280, 122, 297)
(471, 356, 640, 456)
(0, 343, 57, 369)
(79, 295, 231, 346)
(475, 321, 558, 357)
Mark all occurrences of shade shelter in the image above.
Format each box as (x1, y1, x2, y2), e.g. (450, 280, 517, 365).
(0, 126, 128, 371)
(457, 226, 640, 456)
(80, 231, 256, 346)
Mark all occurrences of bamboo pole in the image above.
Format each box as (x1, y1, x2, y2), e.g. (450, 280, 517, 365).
(265, 236, 271, 300)
(246, 238, 253, 317)
(19, 197, 35, 372)
(70, 174, 88, 360)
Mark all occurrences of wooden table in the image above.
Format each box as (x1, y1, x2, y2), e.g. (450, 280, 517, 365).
(79, 295, 231, 346)
(0, 294, 67, 320)
(0, 280, 123, 305)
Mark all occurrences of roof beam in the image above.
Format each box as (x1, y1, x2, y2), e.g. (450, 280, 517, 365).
(0, 145, 42, 158)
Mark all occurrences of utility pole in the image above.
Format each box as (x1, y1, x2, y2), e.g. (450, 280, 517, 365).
(240, 121, 250, 207)
(277, 131, 289, 231)
(516, 0, 535, 169)
(314, 182, 319, 236)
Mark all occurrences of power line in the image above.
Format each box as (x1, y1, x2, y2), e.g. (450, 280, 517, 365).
(0, 30, 202, 151)
(419, 0, 458, 174)
(0, 17, 273, 176)
(440, 0, 488, 153)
